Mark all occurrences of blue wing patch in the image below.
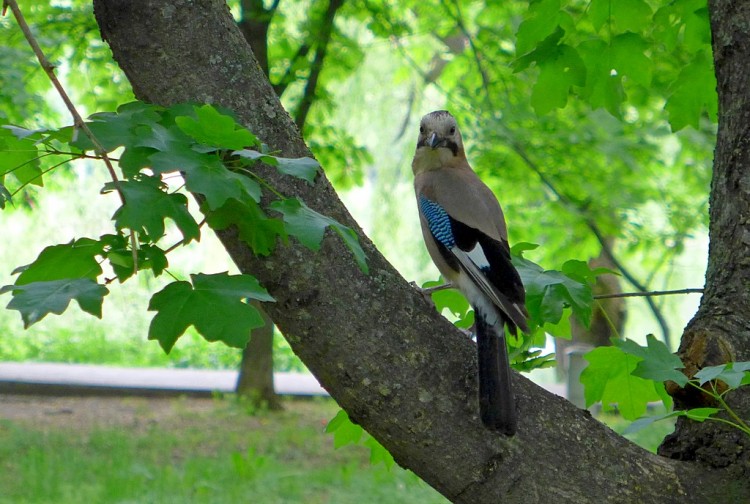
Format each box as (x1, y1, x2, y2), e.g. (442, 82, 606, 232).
(419, 195, 455, 248)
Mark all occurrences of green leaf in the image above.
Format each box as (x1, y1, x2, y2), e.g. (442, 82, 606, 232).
(234, 149, 320, 184)
(665, 52, 718, 131)
(589, 0, 652, 33)
(103, 176, 200, 244)
(101, 234, 168, 282)
(270, 198, 368, 273)
(524, 38, 586, 115)
(684, 407, 721, 422)
(694, 362, 750, 389)
(623, 410, 682, 435)
(515, 256, 592, 328)
(610, 33, 652, 87)
(183, 158, 262, 210)
(515, 0, 561, 55)
(577, 39, 625, 116)
(325, 409, 364, 448)
(271, 156, 320, 184)
(510, 242, 539, 256)
(616, 334, 689, 387)
(175, 104, 258, 150)
(71, 101, 162, 152)
(13, 238, 104, 285)
(205, 198, 286, 256)
(0, 125, 43, 188)
(1, 278, 108, 328)
(581, 345, 666, 420)
(561, 259, 614, 287)
(363, 435, 395, 469)
(147, 272, 273, 353)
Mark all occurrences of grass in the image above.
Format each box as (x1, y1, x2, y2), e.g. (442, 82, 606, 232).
(0, 396, 447, 504)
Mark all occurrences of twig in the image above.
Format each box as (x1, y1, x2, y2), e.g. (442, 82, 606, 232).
(5, 0, 138, 274)
(443, 0, 494, 109)
(594, 288, 703, 300)
(294, 0, 345, 130)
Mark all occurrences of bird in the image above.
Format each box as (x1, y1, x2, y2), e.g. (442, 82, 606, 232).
(411, 110, 528, 436)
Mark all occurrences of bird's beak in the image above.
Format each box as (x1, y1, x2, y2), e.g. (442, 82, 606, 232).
(427, 132, 439, 149)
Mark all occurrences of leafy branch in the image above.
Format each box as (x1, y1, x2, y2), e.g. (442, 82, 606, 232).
(581, 334, 750, 438)
(4, 0, 138, 271)
(1, 95, 368, 354)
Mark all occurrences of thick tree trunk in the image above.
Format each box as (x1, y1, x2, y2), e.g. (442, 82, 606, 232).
(92, 0, 748, 501)
(659, 0, 750, 473)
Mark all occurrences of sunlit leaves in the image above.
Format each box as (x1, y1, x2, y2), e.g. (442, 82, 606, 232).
(514, 29, 586, 115)
(589, 0, 652, 34)
(512, 0, 715, 130)
(665, 53, 718, 131)
(615, 335, 688, 387)
(581, 345, 670, 420)
(0, 125, 43, 190)
(175, 104, 258, 150)
(147, 272, 274, 353)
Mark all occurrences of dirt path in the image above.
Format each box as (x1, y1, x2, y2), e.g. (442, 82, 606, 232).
(0, 394, 223, 431)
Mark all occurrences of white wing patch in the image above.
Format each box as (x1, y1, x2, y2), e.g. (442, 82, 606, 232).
(452, 246, 528, 332)
(465, 243, 490, 270)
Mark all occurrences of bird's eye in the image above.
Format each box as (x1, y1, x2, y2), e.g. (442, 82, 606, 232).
(449, 127, 456, 135)
(419, 125, 425, 134)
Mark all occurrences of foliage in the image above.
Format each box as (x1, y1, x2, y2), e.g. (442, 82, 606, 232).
(0, 101, 368, 353)
(581, 335, 750, 436)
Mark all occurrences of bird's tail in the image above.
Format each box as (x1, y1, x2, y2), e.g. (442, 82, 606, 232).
(475, 310, 517, 436)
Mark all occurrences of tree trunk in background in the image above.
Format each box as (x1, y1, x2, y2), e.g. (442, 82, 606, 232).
(93, 0, 748, 501)
(658, 1, 750, 472)
(233, 0, 280, 406)
(235, 301, 280, 409)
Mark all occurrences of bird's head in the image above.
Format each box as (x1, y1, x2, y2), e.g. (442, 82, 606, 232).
(413, 110, 465, 173)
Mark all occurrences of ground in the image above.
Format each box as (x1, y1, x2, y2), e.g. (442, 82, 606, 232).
(0, 394, 447, 504)
(0, 394, 236, 431)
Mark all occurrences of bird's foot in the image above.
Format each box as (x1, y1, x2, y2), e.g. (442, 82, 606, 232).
(410, 281, 453, 308)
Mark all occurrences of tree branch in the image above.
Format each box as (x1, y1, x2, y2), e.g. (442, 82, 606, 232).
(5, 0, 138, 273)
(294, 0, 345, 130)
(595, 288, 704, 300)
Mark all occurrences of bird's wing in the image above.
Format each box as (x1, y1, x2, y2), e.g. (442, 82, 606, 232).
(418, 194, 528, 333)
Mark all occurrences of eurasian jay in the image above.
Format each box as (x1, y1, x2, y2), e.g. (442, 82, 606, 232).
(412, 110, 528, 436)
